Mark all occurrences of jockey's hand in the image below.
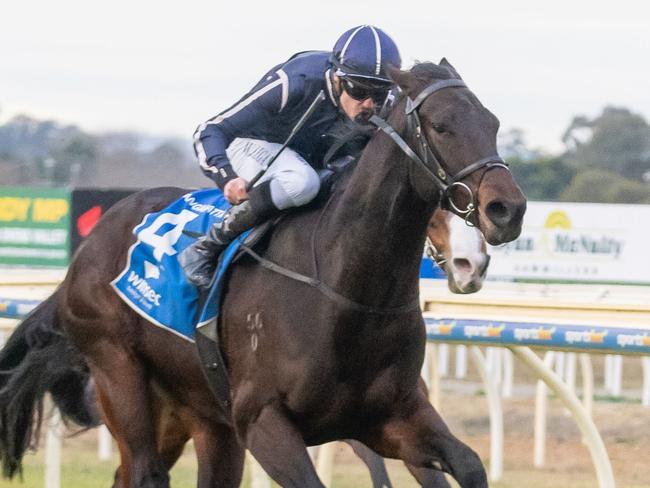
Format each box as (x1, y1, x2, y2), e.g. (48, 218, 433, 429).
(224, 177, 249, 205)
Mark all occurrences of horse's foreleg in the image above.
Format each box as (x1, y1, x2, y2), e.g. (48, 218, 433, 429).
(91, 345, 169, 488)
(243, 404, 325, 488)
(192, 422, 245, 488)
(345, 440, 393, 488)
(367, 394, 487, 488)
(347, 438, 449, 488)
(405, 465, 452, 487)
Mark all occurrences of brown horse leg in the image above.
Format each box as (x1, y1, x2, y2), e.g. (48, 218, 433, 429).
(366, 393, 487, 488)
(100, 401, 194, 488)
(244, 405, 325, 488)
(405, 465, 452, 487)
(192, 422, 245, 488)
(92, 350, 170, 488)
(108, 425, 186, 488)
(345, 440, 393, 488)
(346, 439, 450, 488)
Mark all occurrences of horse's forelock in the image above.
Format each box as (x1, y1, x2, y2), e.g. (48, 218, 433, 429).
(387, 61, 460, 109)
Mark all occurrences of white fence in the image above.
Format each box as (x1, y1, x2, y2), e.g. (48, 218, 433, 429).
(3, 272, 650, 487)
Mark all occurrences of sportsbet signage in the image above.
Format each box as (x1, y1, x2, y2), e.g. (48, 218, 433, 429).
(488, 201, 650, 284)
(0, 187, 70, 267)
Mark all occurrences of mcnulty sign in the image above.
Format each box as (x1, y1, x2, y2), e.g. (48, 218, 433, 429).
(487, 201, 650, 284)
(0, 187, 70, 267)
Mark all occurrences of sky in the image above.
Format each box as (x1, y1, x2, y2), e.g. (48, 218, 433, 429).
(1, 0, 649, 153)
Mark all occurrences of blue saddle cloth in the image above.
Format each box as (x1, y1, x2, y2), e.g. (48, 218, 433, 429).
(111, 188, 250, 341)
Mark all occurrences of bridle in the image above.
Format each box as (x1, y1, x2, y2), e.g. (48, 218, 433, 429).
(369, 78, 510, 224)
(425, 236, 447, 269)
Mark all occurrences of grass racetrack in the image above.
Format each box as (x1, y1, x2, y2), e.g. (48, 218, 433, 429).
(1, 385, 649, 488)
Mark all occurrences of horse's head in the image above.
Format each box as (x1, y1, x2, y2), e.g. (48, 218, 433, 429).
(387, 60, 526, 245)
(427, 209, 489, 294)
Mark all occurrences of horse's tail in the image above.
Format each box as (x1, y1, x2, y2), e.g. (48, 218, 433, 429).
(0, 289, 100, 479)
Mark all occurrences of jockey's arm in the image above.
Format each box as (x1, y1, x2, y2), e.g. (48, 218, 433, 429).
(193, 68, 295, 191)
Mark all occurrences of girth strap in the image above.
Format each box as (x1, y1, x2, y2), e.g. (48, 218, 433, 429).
(239, 244, 420, 316)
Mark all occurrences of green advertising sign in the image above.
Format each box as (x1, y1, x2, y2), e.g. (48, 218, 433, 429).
(0, 187, 70, 267)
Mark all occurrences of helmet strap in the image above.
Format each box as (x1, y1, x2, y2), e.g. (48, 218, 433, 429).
(328, 69, 342, 107)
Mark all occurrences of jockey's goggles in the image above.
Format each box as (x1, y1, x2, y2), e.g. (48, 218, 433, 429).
(341, 77, 392, 104)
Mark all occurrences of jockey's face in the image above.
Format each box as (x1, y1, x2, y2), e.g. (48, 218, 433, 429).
(335, 76, 385, 123)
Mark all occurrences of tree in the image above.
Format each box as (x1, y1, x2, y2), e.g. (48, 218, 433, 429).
(49, 133, 98, 185)
(498, 127, 543, 161)
(508, 155, 576, 201)
(559, 169, 650, 204)
(562, 106, 650, 179)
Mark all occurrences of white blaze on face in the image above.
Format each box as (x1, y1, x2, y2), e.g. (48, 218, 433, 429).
(446, 213, 489, 293)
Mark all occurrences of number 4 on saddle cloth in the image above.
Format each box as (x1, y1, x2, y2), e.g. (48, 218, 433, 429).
(111, 188, 252, 342)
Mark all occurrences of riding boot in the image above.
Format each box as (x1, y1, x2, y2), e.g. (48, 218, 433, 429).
(180, 181, 279, 289)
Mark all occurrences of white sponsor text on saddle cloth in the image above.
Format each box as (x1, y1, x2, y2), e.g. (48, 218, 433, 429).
(111, 188, 251, 341)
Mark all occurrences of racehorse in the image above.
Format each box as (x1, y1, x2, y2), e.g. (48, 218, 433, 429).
(0, 207, 490, 488)
(0, 206, 490, 486)
(425, 209, 489, 294)
(0, 59, 525, 488)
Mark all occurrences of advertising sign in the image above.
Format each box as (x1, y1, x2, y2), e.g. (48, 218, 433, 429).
(488, 201, 650, 285)
(0, 187, 70, 267)
(70, 188, 136, 254)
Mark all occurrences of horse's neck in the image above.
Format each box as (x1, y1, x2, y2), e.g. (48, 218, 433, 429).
(319, 130, 432, 308)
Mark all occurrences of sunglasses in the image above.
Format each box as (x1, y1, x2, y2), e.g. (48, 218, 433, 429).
(341, 78, 391, 104)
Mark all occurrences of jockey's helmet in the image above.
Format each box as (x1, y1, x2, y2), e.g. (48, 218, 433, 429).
(331, 25, 401, 85)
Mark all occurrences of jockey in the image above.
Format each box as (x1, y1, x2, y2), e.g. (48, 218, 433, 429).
(180, 25, 401, 288)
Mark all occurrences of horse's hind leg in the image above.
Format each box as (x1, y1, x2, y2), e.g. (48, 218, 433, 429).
(92, 346, 170, 488)
(243, 404, 325, 488)
(192, 421, 245, 488)
(345, 440, 393, 488)
(366, 393, 486, 488)
(405, 465, 452, 487)
(346, 439, 449, 488)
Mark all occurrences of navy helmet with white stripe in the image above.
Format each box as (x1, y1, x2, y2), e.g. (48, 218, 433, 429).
(331, 25, 401, 84)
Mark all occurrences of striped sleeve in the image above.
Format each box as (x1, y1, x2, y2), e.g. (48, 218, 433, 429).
(194, 69, 290, 187)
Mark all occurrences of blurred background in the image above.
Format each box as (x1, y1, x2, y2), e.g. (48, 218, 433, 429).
(2, 2, 650, 487)
(1, 0, 649, 199)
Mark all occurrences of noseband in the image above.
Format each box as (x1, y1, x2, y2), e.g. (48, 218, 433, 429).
(370, 79, 510, 224)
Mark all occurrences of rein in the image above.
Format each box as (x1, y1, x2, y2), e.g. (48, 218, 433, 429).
(238, 177, 421, 316)
(240, 243, 420, 315)
(370, 78, 510, 224)
(237, 78, 504, 314)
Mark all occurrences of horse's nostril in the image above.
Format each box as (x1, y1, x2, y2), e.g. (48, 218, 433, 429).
(486, 200, 512, 226)
(452, 257, 472, 273)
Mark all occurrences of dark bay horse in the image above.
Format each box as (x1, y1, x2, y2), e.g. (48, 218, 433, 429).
(0, 60, 525, 487)
(0, 207, 490, 488)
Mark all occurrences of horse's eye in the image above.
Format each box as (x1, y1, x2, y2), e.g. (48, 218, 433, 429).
(432, 123, 448, 134)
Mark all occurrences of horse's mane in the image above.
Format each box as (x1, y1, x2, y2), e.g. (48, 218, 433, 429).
(320, 60, 460, 191)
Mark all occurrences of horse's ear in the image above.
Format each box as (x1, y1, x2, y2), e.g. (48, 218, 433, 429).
(439, 57, 463, 80)
(387, 65, 417, 94)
